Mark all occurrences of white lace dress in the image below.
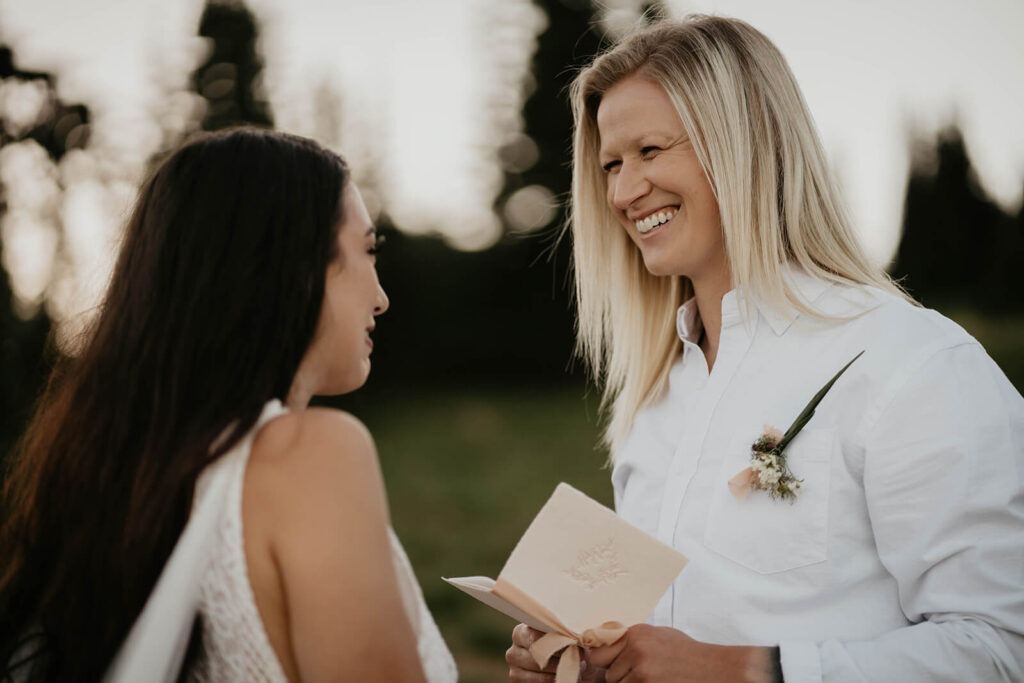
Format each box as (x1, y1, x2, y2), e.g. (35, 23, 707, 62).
(185, 400, 458, 682)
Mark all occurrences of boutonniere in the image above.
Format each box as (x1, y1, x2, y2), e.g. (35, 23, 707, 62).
(728, 350, 864, 503)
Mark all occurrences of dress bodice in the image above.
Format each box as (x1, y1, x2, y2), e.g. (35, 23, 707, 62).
(184, 400, 457, 682)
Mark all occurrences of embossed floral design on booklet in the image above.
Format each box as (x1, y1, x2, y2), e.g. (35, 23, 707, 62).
(444, 483, 688, 681)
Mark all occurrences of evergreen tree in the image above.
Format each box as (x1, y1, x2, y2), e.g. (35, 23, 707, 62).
(192, 0, 273, 131)
(0, 239, 51, 463)
(502, 0, 604, 222)
(0, 47, 90, 158)
(0, 45, 89, 461)
(985, 183, 1024, 309)
(892, 127, 1021, 312)
(358, 0, 609, 393)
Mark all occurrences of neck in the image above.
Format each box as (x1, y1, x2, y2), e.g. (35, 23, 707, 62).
(692, 267, 733, 373)
(286, 368, 315, 410)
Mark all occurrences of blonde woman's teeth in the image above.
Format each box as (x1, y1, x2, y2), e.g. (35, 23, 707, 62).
(635, 209, 676, 234)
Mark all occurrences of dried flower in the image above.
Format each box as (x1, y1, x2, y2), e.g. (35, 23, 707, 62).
(729, 351, 864, 503)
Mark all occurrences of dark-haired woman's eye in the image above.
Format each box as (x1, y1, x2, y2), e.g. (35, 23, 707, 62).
(368, 232, 386, 255)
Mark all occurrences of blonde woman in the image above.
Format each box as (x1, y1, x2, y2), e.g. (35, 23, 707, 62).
(507, 16, 1024, 683)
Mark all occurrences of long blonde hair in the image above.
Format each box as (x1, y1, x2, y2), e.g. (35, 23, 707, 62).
(569, 15, 909, 455)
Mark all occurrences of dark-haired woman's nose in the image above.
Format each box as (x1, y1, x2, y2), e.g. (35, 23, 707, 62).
(374, 283, 389, 315)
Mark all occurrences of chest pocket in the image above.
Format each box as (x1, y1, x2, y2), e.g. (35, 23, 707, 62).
(702, 427, 834, 574)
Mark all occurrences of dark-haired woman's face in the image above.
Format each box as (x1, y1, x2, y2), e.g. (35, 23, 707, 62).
(299, 182, 389, 399)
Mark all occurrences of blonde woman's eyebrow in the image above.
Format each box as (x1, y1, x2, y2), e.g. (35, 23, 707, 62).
(613, 133, 678, 152)
(646, 132, 687, 146)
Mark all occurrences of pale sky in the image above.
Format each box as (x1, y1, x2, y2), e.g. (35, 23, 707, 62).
(1, 0, 1022, 326)
(660, 0, 1024, 262)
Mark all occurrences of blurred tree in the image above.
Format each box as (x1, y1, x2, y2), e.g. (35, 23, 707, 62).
(0, 238, 51, 463)
(338, 0, 610, 401)
(892, 127, 1022, 312)
(0, 45, 89, 463)
(989, 183, 1024, 308)
(192, 0, 273, 131)
(361, 228, 585, 396)
(500, 0, 604, 224)
(0, 47, 90, 158)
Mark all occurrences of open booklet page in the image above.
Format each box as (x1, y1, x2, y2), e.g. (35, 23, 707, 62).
(444, 483, 687, 635)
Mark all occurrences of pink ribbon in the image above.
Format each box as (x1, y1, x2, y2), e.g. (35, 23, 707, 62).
(529, 622, 627, 683)
(728, 466, 758, 500)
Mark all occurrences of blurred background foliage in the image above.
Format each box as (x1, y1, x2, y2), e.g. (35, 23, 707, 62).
(1, 1, 1022, 681)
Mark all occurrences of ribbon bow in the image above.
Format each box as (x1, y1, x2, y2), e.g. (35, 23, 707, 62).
(529, 622, 627, 683)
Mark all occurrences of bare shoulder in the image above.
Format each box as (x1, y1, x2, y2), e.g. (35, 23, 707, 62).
(242, 409, 418, 681)
(251, 407, 376, 471)
(252, 406, 373, 458)
(247, 407, 385, 518)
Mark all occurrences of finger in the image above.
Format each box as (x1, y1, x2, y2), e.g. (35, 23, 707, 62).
(586, 633, 629, 670)
(508, 666, 557, 683)
(513, 623, 547, 648)
(580, 651, 605, 679)
(580, 662, 606, 683)
(602, 646, 634, 683)
(506, 644, 559, 674)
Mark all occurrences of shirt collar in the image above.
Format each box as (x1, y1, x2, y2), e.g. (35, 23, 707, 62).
(757, 266, 832, 335)
(675, 296, 703, 344)
(675, 264, 832, 342)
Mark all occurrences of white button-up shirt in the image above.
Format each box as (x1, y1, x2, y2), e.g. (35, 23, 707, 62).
(612, 271, 1024, 682)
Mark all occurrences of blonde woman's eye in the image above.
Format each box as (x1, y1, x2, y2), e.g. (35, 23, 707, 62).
(641, 146, 660, 157)
(601, 160, 620, 173)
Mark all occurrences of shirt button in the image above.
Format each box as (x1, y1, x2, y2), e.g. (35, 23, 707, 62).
(695, 379, 707, 390)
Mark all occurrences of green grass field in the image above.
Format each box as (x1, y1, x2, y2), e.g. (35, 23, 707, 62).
(361, 385, 610, 683)
(944, 309, 1024, 391)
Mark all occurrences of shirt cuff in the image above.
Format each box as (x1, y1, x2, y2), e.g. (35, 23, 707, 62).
(778, 641, 822, 683)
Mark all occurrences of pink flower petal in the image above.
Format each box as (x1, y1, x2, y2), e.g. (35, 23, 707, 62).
(763, 424, 784, 443)
(728, 466, 758, 500)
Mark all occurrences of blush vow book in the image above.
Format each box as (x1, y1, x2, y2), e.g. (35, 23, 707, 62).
(444, 483, 687, 636)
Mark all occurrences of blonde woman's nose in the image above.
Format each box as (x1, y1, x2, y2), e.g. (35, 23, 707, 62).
(610, 161, 651, 211)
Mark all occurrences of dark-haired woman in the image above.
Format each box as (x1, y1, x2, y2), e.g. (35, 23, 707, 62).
(0, 128, 457, 682)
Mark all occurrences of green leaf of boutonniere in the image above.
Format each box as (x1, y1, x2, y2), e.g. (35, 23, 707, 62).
(728, 350, 865, 503)
(774, 350, 865, 454)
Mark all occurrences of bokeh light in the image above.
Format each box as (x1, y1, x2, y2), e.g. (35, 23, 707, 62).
(0, 0, 1022, 330)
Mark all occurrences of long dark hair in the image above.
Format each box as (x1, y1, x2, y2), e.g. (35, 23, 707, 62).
(0, 128, 349, 682)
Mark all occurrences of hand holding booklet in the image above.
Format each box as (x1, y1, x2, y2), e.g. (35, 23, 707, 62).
(444, 483, 688, 682)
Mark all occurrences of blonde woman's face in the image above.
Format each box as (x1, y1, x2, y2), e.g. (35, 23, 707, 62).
(597, 74, 726, 285)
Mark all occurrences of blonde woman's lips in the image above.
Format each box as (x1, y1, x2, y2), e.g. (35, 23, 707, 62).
(634, 207, 678, 234)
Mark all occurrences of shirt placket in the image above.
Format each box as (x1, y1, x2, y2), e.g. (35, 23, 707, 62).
(651, 308, 754, 625)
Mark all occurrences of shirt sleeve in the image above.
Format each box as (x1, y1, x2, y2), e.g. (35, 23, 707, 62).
(780, 341, 1024, 683)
